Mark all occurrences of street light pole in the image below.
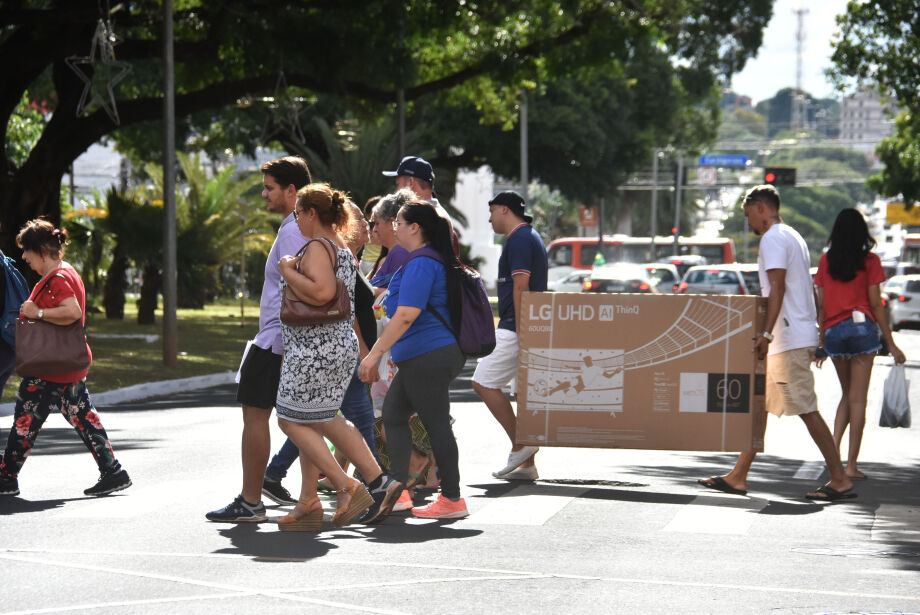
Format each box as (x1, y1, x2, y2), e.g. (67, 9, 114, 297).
(162, 0, 177, 366)
(649, 149, 659, 261)
(239, 210, 246, 328)
(672, 153, 684, 256)
(520, 88, 528, 202)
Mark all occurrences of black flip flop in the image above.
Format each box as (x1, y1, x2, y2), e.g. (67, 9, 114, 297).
(698, 476, 747, 496)
(806, 485, 858, 501)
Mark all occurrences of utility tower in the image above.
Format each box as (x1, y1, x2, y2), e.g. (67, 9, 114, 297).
(791, 7, 809, 131)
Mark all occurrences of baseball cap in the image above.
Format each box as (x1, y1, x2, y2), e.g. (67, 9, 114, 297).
(382, 156, 434, 184)
(489, 190, 532, 223)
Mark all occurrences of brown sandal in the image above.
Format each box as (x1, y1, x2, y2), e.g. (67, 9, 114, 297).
(331, 478, 373, 528)
(277, 497, 323, 532)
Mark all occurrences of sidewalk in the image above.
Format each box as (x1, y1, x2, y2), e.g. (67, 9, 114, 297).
(0, 370, 236, 417)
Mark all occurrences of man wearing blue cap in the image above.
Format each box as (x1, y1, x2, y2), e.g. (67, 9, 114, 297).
(472, 191, 548, 480)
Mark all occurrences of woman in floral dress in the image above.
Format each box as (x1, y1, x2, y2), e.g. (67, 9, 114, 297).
(275, 184, 400, 530)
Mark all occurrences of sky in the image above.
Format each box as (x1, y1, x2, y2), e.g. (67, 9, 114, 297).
(729, 0, 852, 104)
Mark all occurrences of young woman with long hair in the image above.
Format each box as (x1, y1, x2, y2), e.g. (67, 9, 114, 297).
(814, 208, 906, 480)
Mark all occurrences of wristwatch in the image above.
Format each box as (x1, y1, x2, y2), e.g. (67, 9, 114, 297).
(759, 331, 774, 342)
(37, 309, 44, 320)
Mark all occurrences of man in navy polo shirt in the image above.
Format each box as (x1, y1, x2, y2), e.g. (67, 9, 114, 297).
(472, 191, 548, 480)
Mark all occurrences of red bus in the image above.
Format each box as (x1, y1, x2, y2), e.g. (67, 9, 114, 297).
(546, 235, 736, 269)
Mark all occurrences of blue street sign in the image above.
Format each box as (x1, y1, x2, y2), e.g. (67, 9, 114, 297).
(699, 155, 748, 167)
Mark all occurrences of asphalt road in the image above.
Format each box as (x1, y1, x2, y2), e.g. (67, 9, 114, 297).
(1, 332, 919, 614)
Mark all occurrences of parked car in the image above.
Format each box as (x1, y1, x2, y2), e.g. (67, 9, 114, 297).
(655, 254, 708, 278)
(644, 263, 680, 294)
(548, 269, 591, 292)
(675, 264, 760, 296)
(881, 274, 920, 330)
(583, 263, 659, 294)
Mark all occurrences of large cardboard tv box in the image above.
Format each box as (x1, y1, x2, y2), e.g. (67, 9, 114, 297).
(516, 292, 768, 452)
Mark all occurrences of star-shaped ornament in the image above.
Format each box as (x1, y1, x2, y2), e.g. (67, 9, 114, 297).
(65, 20, 132, 125)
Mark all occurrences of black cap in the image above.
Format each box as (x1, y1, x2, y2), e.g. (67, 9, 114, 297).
(489, 190, 532, 223)
(382, 156, 434, 184)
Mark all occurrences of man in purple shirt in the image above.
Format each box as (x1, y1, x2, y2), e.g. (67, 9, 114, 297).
(207, 156, 311, 523)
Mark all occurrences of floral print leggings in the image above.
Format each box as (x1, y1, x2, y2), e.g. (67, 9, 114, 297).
(0, 377, 119, 479)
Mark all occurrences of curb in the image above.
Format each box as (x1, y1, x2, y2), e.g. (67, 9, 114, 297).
(0, 371, 235, 417)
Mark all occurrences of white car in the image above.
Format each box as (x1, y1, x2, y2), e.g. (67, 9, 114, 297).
(548, 269, 591, 292)
(882, 274, 920, 330)
(676, 264, 761, 296)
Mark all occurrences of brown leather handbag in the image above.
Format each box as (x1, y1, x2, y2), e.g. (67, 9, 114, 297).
(280, 237, 352, 326)
(15, 274, 91, 377)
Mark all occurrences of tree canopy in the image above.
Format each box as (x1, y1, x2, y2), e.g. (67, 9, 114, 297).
(829, 0, 920, 111)
(830, 0, 920, 204)
(1, 0, 773, 255)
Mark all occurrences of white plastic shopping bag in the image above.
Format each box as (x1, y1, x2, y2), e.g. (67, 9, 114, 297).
(879, 364, 911, 428)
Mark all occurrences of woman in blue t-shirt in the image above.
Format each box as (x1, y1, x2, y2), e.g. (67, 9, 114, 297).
(358, 200, 468, 519)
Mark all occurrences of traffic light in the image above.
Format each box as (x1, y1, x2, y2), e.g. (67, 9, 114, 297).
(763, 167, 796, 186)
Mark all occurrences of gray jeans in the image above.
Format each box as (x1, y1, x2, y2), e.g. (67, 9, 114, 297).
(382, 343, 465, 499)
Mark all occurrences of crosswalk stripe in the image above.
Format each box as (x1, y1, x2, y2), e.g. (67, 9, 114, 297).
(792, 460, 825, 480)
(663, 496, 766, 534)
(469, 483, 587, 525)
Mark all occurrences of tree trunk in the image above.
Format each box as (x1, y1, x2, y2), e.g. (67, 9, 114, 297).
(137, 262, 161, 325)
(103, 246, 127, 320)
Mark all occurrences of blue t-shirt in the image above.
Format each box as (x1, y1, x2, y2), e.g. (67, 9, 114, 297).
(497, 224, 548, 331)
(384, 255, 456, 362)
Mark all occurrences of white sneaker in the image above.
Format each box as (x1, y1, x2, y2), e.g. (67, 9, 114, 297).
(493, 465, 539, 481)
(494, 446, 539, 476)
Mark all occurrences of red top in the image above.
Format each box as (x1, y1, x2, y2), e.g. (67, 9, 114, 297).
(25, 265, 92, 382)
(814, 252, 885, 330)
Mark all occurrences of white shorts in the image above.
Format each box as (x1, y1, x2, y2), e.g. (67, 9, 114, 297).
(472, 328, 519, 391)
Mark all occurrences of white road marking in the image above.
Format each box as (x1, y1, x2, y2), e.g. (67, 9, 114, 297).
(468, 483, 587, 525)
(663, 496, 765, 534)
(792, 460, 825, 480)
(0, 552, 409, 615)
(2, 548, 919, 611)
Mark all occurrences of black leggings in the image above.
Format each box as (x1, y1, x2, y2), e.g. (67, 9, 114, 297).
(382, 343, 465, 499)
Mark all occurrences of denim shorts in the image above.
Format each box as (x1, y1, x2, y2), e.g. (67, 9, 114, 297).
(824, 317, 881, 358)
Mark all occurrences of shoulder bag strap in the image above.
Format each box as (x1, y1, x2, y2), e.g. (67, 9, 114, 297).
(316, 236, 340, 273)
(294, 239, 338, 273)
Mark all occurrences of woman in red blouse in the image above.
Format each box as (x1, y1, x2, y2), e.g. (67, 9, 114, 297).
(814, 209, 905, 480)
(0, 219, 131, 498)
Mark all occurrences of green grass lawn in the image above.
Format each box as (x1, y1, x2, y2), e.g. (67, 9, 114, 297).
(2, 298, 260, 402)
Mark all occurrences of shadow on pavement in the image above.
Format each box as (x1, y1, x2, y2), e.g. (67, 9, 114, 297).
(628, 451, 920, 573)
(213, 523, 337, 561)
(211, 517, 483, 559)
(0, 495, 98, 515)
(97, 385, 239, 412)
(24, 426, 158, 456)
(468, 480, 824, 513)
(359, 518, 484, 544)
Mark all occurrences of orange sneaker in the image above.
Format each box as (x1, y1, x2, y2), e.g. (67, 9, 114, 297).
(392, 489, 413, 512)
(411, 494, 468, 519)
